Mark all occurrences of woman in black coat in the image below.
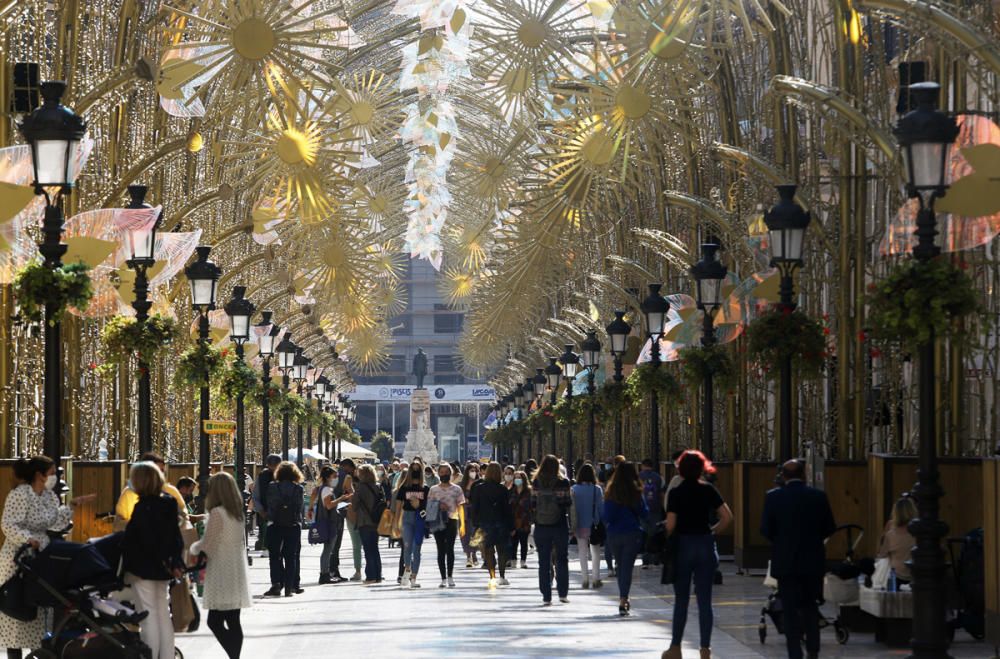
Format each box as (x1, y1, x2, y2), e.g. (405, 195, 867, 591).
(122, 461, 184, 659)
(469, 462, 514, 587)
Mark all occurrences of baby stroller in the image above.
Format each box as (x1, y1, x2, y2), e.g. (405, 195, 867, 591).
(16, 533, 152, 658)
(758, 524, 865, 646)
(947, 528, 985, 640)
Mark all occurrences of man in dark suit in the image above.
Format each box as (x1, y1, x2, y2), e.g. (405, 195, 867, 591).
(761, 459, 837, 659)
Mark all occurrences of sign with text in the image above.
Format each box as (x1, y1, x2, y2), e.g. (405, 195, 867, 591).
(351, 384, 496, 402)
(203, 420, 236, 435)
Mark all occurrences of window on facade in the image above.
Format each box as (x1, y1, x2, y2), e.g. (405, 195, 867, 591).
(433, 355, 456, 372)
(433, 313, 463, 333)
(387, 354, 405, 372)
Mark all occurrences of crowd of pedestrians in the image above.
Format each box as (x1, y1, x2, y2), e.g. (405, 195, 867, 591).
(0, 446, 856, 659)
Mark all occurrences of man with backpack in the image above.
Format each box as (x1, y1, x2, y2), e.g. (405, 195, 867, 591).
(253, 454, 282, 556)
(531, 455, 573, 604)
(263, 461, 305, 597)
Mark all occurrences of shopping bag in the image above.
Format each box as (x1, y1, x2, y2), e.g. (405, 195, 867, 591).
(377, 509, 395, 537)
(170, 577, 196, 633)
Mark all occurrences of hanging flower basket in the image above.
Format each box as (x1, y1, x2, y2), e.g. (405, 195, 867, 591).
(98, 314, 178, 375)
(625, 363, 681, 405)
(678, 344, 737, 391)
(595, 381, 627, 420)
(867, 257, 985, 351)
(173, 342, 224, 390)
(218, 356, 258, 402)
(552, 397, 589, 427)
(13, 261, 92, 325)
(746, 307, 826, 379)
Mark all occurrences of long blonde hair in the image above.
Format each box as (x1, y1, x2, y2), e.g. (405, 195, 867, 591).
(205, 472, 244, 521)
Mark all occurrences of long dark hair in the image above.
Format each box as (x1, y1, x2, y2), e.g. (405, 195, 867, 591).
(605, 461, 642, 508)
(533, 454, 560, 489)
(14, 456, 53, 484)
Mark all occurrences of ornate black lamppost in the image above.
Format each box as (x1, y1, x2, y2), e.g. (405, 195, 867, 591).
(895, 81, 959, 659)
(315, 375, 329, 457)
(764, 185, 811, 462)
(559, 345, 580, 477)
(225, 286, 254, 492)
(544, 357, 561, 456)
(122, 184, 161, 455)
(253, 312, 277, 459)
(605, 311, 631, 456)
(184, 246, 221, 507)
(689, 244, 727, 460)
(513, 383, 526, 462)
(640, 284, 669, 466)
(275, 333, 297, 460)
(291, 349, 309, 466)
(580, 330, 601, 459)
(19, 80, 86, 491)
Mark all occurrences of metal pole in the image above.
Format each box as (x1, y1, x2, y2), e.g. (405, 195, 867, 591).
(281, 373, 290, 460)
(701, 310, 716, 461)
(296, 383, 304, 467)
(197, 311, 210, 511)
(908, 203, 951, 659)
(650, 334, 661, 466)
(261, 357, 271, 460)
(587, 370, 596, 459)
(550, 389, 557, 457)
(614, 356, 623, 456)
(41, 202, 66, 490)
(306, 390, 313, 459)
(235, 342, 246, 493)
(566, 385, 574, 479)
(132, 262, 152, 455)
(778, 267, 796, 462)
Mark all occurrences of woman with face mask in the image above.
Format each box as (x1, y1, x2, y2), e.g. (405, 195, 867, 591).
(458, 464, 481, 568)
(0, 457, 92, 659)
(427, 464, 466, 588)
(394, 464, 429, 588)
(509, 471, 533, 569)
(316, 466, 351, 584)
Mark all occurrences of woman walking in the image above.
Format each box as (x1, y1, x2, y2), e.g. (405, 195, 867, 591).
(353, 464, 384, 584)
(510, 471, 532, 569)
(394, 463, 429, 588)
(571, 463, 604, 589)
(662, 450, 732, 659)
(191, 472, 252, 659)
(531, 454, 572, 605)
(339, 459, 364, 581)
(469, 462, 514, 588)
(427, 463, 465, 588)
(603, 461, 647, 616)
(458, 463, 480, 567)
(264, 461, 305, 597)
(123, 461, 185, 659)
(0, 457, 86, 659)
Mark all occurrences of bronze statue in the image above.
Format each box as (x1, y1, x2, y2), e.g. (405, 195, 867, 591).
(412, 347, 428, 389)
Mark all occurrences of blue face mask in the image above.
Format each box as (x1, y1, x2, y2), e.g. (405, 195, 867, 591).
(514, 479, 523, 487)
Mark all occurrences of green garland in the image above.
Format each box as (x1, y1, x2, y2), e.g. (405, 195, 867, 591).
(678, 344, 737, 391)
(173, 342, 224, 389)
(218, 356, 258, 402)
(98, 314, 178, 374)
(257, 380, 287, 409)
(746, 307, 826, 379)
(595, 381, 627, 421)
(867, 257, 985, 351)
(625, 363, 681, 405)
(13, 261, 93, 325)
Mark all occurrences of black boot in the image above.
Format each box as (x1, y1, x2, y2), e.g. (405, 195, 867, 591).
(319, 572, 331, 585)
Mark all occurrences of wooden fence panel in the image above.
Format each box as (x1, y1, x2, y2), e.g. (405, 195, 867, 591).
(984, 459, 1000, 647)
(69, 461, 126, 542)
(823, 462, 871, 558)
(733, 462, 777, 571)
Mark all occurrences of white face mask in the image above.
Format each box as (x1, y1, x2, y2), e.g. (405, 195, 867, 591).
(504, 474, 513, 483)
(44, 474, 57, 491)
(328, 477, 339, 487)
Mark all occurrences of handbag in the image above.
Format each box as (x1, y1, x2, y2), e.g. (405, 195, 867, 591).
(872, 557, 891, 590)
(589, 489, 606, 546)
(377, 509, 395, 537)
(0, 572, 36, 622)
(170, 577, 196, 633)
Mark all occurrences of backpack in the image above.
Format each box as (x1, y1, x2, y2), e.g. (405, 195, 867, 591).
(269, 483, 299, 527)
(534, 486, 563, 526)
(366, 483, 387, 523)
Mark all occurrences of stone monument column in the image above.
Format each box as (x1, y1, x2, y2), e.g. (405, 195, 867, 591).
(403, 388, 439, 464)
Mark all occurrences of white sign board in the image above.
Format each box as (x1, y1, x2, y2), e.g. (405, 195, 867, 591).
(351, 385, 496, 402)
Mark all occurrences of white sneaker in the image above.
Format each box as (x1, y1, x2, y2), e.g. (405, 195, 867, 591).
(487, 578, 496, 590)
(447, 577, 456, 588)
(440, 579, 447, 588)
(402, 567, 411, 581)
(350, 571, 362, 581)
(498, 577, 510, 586)
(409, 577, 420, 589)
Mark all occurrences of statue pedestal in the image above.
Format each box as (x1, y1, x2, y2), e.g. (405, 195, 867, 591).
(403, 388, 438, 464)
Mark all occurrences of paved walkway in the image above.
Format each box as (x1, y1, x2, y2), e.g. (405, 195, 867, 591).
(176, 531, 994, 658)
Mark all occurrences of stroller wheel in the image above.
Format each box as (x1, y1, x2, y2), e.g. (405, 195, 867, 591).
(758, 623, 767, 644)
(175, 648, 185, 659)
(834, 622, 849, 645)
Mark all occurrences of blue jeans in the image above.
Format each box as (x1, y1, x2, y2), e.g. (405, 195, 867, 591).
(671, 534, 719, 649)
(359, 526, 382, 581)
(534, 524, 568, 601)
(401, 511, 425, 575)
(607, 530, 643, 599)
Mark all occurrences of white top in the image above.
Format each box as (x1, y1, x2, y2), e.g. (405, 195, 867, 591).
(191, 508, 252, 610)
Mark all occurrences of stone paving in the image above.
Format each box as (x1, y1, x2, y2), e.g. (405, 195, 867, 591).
(176, 531, 995, 658)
